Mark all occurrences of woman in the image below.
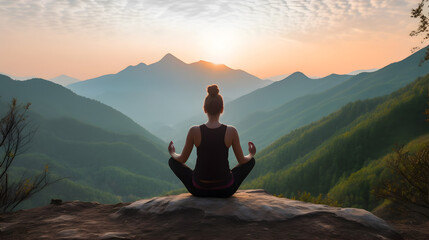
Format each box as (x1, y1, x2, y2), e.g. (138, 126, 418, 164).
(168, 84, 256, 198)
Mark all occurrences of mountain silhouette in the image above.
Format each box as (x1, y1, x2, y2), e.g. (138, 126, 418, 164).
(68, 54, 271, 132)
(221, 71, 352, 123)
(163, 71, 351, 144)
(236, 46, 429, 149)
(0, 74, 177, 208)
(157, 53, 186, 65)
(0, 74, 161, 142)
(49, 74, 80, 86)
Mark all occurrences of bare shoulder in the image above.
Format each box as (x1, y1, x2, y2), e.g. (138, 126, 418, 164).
(190, 125, 200, 131)
(226, 125, 238, 135)
(189, 125, 200, 134)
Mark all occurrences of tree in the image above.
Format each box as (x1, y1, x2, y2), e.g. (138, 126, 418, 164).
(375, 145, 429, 217)
(0, 98, 51, 212)
(411, 0, 429, 62)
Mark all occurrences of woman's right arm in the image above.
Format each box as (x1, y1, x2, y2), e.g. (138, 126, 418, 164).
(168, 127, 196, 163)
(231, 127, 256, 165)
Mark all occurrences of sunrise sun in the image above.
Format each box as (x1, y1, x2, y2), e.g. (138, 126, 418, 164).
(200, 29, 239, 64)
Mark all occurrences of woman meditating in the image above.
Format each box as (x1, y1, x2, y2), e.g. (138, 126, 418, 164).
(168, 84, 256, 198)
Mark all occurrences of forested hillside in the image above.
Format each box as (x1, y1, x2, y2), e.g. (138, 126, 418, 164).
(328, 133, 429, 210)
(237, 47, 429, 149)
(0, 76, 178, 209)
(3, 112, 179, 209)
(244, 73, 429, 211)
(222, 72, 352, 124)
(0, 74, 161, 143)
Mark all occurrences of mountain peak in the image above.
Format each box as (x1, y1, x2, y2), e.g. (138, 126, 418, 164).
(135, 62, 147, 68)
(120, 62, 147, 73)
(281, 71, 309, 81)
(289, 71, 308, 78)
(49, 74, 80, 86)
(157, 53, 185, 65)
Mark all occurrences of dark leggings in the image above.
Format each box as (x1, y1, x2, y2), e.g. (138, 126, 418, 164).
(168, 158, 255, 198)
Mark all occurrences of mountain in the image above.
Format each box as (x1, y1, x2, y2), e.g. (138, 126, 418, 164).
(347, 68, 379, 75)
(68, 54, 271, 133)
(162, 71, 351, 145)
(222, 72, 352, 124)
(0, 74, 177, 209)
(265, 73, 319, 81)
(244, 74, 429, 211)
(49, 74, 80, 86)
(7, 112, 178, 209)
(0, 72, 37, 80)
(264, 73, 291, 81)
(237, 47, 429, 149)
(0, 74, 160, 142)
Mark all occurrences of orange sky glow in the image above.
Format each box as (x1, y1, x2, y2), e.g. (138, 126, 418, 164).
(0, 0, 424, 81)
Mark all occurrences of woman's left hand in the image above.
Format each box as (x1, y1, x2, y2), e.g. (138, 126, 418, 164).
(248, 141, 256, 157)
(168, 141, 176, 157)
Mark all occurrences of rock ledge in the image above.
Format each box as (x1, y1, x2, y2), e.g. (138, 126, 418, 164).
(0, 189, 404, 240)
(119, 189, 394, 233)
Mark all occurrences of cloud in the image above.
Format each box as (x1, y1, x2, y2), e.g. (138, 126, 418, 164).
(0, 0, 417, 40)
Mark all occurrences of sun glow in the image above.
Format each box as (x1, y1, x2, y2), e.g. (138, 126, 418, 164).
(200, 29, 239, 64)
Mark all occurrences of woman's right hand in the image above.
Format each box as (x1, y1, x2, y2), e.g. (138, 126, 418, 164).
(248, 141, 256, 157)
(168, 141, 176, 157)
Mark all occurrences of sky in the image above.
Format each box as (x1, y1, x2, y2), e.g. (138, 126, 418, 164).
(0, 0, 424, 80)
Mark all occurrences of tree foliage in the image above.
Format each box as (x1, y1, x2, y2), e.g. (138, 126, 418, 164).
(0, 98, 50, 212)
(275, 192, 341, 207)
(411, 0, 429, 62)
(375, 145, 429, 217)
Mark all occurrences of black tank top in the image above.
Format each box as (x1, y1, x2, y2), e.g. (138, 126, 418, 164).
(193, 124, 231, 183)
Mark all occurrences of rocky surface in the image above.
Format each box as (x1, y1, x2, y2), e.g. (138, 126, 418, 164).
(0, 189, 404, 240)
(121, 189, 390, 224)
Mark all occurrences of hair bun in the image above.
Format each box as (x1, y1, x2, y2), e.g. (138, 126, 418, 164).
(207, 84, 219, 96)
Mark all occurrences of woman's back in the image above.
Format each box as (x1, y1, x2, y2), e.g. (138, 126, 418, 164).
(194, 124, 231, 181)
(167, 84, 256, 197)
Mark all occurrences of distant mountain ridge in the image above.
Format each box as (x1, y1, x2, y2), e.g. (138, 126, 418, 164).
(347, 68, 378, 75)
(0, 73, 80, 86)
(49, 74, 80, 86)
(0, 74, 159, 141)
(0, 72, 37, 80)
(265, 73, 320, 81)
(162, 71, 352, 147)
(237, 47, 429, 149)
(222, 71, 352, 124)
(68, 54, 271, 133)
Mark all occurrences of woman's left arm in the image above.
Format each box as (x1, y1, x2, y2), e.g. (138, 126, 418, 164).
(168, 127, 195, 163)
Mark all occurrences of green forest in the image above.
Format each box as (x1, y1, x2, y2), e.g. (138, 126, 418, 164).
(4, 115, 180, 209)
(244, 73, 429, 211)
(0, 74, 179, 209)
